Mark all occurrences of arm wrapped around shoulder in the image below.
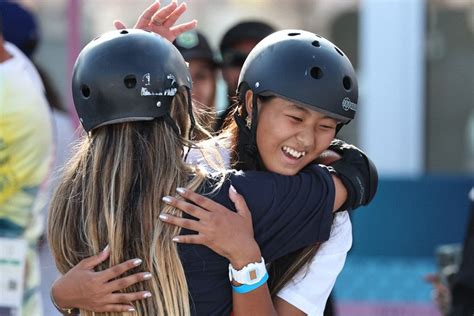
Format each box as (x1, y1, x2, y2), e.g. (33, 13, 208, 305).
(326, 139, 378, 211)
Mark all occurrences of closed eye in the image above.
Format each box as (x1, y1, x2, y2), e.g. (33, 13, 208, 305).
(287, 115, 303, 122)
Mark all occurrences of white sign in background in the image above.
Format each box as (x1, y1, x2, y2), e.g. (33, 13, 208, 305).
(0, 237, 27, 316)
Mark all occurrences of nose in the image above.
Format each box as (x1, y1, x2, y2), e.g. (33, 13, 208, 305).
(295, 127, 315, 149)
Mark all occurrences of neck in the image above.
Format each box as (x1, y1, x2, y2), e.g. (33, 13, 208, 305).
(0, 41, 13, 63)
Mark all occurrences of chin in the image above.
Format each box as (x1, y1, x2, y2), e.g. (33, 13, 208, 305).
(275, 166, 300, 176)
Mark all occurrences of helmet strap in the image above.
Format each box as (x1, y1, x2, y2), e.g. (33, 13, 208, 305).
(186, 88, 196, 140)
(233, 92, 265, 171)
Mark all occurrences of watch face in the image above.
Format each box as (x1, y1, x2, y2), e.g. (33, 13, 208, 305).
(249, 269, 258, 281)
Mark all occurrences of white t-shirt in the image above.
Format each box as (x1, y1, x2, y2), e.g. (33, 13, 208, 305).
(277, 211, 352, 316)
(4, 42, 44, 93)
(187, 141, 352, 315)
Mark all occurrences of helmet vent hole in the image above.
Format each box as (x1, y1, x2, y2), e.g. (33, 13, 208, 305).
(120, 30, 129, 35)
(315, 34, 322, 38)
(312, 40, 320, 47)
(81, 85, 91, 98)
(310, 67, 323, 79)
(335, 47, 344, 56)
(124, 75, 137, 89)
(288, 32, 300, 36)
(343, 76, 352, 90)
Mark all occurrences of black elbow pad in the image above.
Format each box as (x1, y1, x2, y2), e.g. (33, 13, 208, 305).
(327, 139, 378, 211)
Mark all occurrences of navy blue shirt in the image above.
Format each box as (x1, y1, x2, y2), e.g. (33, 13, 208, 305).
(180, 164, 335, 315)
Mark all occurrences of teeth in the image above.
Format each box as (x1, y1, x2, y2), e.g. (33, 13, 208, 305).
(282, 146, 306, 159)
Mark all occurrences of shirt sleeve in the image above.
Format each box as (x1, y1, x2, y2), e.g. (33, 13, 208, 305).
(276, 211, 352, 316)
(208, 164, 335, 262)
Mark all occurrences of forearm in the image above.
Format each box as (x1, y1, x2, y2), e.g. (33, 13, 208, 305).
(230, 244, 277, 316)
(233, 284, 277, 316)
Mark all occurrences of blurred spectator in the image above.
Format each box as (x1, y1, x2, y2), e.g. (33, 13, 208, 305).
(426, 187, 474, 316)
(174, 30, 219, 138)
(0, 2, 74, 315)
(214, 20, 275, 132)
(0, 9, 53, 316)
(0, 0, 39, 57)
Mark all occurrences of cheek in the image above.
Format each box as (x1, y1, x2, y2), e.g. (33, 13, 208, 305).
(316, 131, 336, 151)
(255, 121, 281, 162)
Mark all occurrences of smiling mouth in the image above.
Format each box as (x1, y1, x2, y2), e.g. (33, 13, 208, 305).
(282, 146, 306, 160)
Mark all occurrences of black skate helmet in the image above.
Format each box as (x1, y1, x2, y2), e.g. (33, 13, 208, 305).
(238, 29, 358, 126)
(72, 29, 193, 132)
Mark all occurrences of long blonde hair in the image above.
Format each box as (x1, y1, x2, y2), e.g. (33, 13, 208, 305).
(48, 90, 204, 315)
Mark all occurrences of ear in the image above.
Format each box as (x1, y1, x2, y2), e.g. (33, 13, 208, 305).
(245, 90, 254, 117)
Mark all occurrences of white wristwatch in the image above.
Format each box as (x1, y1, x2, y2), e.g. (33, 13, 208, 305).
(228, 257, 267, 285)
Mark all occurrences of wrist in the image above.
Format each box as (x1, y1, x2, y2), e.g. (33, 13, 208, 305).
(51, 278, 79, 314)
(228, 242, 261, 270)
(229, 256, 268, 293)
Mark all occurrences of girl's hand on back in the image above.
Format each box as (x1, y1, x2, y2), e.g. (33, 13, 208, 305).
(113, 1, 197, 42)
(160, 186, 262, 268)
(51, 246, 152, 313)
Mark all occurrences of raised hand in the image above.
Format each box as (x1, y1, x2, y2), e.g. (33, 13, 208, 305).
(51, 246, 152, 313)
(160, 186, 261, 268)
(114, 1, 197, 42)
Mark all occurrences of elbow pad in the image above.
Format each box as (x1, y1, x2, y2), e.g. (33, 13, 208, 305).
(327, 139, 378, 211)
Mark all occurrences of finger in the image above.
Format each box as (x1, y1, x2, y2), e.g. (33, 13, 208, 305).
(113, 20, 127, 30)
(150, 1, 178, 27)
(170, 20, 198, 38)
(172, 234, 205, 245)
(135, 1, 162, 29)
(99, 257, 144, 282)
(159, 213, 203, 232)
(175, 187, 229, 213)
(78, 245, 110, 270)
(95, 304, 137, 313)
(108, 291, 153, 304)
(424, 274, 440, 283)
(162, 3, 187, 28)
(162, 196, 211, 220)
(107, 272, 153, 293)
(228, 185, 251, 218)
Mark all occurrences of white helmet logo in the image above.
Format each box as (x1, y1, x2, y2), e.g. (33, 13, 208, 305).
(342, 97, 357, 112)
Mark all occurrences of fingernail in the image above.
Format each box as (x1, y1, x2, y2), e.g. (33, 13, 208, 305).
(128, 307, 136, 312)
(143, 292, 152, 298)
(162, 196, 172, 203)
(133, 259, 142, 266)
(176, 187, 185, 195)
(143, 273, 153, 280)
(159, 213, 168, 221)
(102, 244, 109, 253)
(172, 237, 180, 242)
(230, 185, 237, 193)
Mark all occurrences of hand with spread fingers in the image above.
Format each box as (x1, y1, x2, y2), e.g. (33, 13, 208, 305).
(160, 186, 262, 268)
(114, 1, 197, 42)
(51, 246, 153, 313)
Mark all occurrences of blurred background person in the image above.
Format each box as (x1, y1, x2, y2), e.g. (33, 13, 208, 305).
(214, 20, 275, 132)
(173, 30, 219, 139)
(0, 6, 53, 315)
(426, 187, 474, 316)
(0, 2, 75, 315)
